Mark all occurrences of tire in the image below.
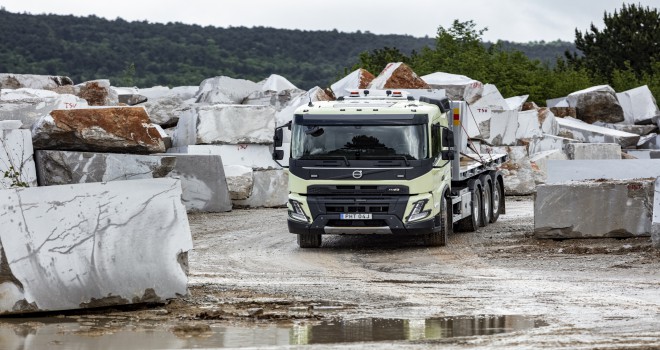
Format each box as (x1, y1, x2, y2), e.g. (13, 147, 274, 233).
(456, 180, 481, 232)
(297, 234, 322, 248)
(490, 173, 504, 223)
(480, 179, 492, 227)
(425, 195, 450, 247)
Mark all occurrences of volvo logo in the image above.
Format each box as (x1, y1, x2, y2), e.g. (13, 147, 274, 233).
(352, 170, 363, 179)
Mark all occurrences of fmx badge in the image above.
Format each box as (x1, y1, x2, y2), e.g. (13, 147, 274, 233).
(352, 170, 363, 179)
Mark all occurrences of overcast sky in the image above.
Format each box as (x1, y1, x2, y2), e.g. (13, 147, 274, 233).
(2, 1, 657, 42)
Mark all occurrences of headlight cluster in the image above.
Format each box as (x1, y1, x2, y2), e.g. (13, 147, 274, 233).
(288, 200, 309, 222)
(407, 199, 431, 222)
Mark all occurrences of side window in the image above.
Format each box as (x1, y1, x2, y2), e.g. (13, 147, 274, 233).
(431, 123, 441, 158)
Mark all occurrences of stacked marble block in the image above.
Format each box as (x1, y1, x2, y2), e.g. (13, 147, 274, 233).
(170, 104, 288, 208)
(0, 120, 38, 188)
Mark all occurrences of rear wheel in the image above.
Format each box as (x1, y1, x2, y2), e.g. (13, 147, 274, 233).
(456, 180, 481, 232)
(480, 180, 492, 227)
(425, 195, 450, 247)
(297, 234, 322, 248)
(490, 176, 503, 223)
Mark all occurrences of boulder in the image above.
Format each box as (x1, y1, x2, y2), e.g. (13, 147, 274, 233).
(243, 74, 305, 111)
(616, 85, 660, 125)
(592, 121, 657, 136)
(330, 68, 375, 97)
(368, 62, 430, 90)
(34, 150, 176, 185)
(534, 179, 653, 239)
(32, 107, 166, 154)
(224, 165, 254, 200)
(0, 73, 73, 90)
(275, 86, 334, 127)
(557, 117, 640, 148)
(564, 143, 621, 160)
(492, 146, 536, 195)
(138, 86, 197, 127)
(165, 154, 233, 212)
(566, 85, 624, 124)
(528, 134, 580, 155)
(0, 178, 192, 314)
(167, 144, 280, 170)
(421, 72, 483, 104)
(195, 76, 260, 104)
(549, 107, 577, 118)
(0, 88, 89, 129)
(77, 80, 119, 106)
(0, 129, 38, 188)
(233, 169, 288, 208)
(504, 95, 529, 111)
(546, 159, 660, 184)
(173, 105, 276, 146)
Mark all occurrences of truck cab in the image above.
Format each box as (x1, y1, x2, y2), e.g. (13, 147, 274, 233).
(273, 90, 506, 248)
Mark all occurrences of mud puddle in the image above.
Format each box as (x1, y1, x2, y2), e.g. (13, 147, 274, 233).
(0, 315, 546, 348)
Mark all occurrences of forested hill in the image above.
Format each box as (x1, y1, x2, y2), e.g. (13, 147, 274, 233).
(0, 9, 575, 89)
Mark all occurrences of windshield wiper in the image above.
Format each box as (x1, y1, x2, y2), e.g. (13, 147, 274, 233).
(359, 155, 411, 166)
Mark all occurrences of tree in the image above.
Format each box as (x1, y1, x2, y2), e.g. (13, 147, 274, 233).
(571, 3, 660, 80)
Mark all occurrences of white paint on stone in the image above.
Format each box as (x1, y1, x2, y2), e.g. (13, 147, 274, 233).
(0, 129, 38, 189)
(0, 178, 193, 314)
(535, 179, 653, 239)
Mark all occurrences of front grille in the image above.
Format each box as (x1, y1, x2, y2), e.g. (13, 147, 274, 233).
(308, 185, 408, 196)
(326, 219, 388, 227)
(325, 205, 389, 213)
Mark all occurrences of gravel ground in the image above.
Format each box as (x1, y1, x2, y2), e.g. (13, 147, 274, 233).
(1, 196, 658, 349)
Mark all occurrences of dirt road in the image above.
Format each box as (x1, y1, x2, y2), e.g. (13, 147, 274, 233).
(184, 196, 660, 348)
(1, 196, 659, 349)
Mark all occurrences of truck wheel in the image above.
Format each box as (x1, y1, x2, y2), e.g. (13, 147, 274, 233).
(456, 180, 481, 232)
(480, 180, 492, 227)
(490, 173, 504, 223)
(425, 196, 450, 247)
(297, 234, 322, 248)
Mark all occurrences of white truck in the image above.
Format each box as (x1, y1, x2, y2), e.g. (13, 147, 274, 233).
(273, 89, 507, 248)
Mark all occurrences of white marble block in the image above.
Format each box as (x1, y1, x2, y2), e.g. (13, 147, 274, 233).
(421, 72, 483, 104)
(0, 178, 193, 314)
(546, 159, 660, 184)
(652, 177, 660, 249)
(616, 85, 660, 125)
(168, 144, 280, 170)
(331, 68, 375, 97)
(534, 179, 653, 239)
(174, 105, 276, 146)
(233, 169, 288, 208)
(194, 76, 260, 105)
(528, 134, 579, 155)
(492, 146, 536, 195)
(166, 154, 232, 212)
(557, 117, 640, 148)
(530, 150, 567, 184)
(0, 88, 88, 129)
(564, 143, 621, 160)
(0, 129, 38, 188)
(224, 165, 254, 200)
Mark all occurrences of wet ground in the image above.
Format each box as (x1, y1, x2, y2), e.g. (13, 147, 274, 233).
(1, 196, 659, 349)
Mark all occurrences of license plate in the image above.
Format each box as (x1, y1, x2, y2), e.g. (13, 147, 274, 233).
(340, 213, 372, 220)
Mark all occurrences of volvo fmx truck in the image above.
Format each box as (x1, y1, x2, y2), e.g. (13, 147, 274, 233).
(273, 90, 508, 248)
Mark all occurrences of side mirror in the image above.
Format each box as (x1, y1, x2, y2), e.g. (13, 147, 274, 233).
(273, 149, 284, 161)
(273, 127, 283, 147)
(441, 150, 454, 161)
(442, 128, 454, 148)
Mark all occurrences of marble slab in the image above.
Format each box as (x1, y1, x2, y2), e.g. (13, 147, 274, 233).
(0, 129, 38, 188)
(557, 117, 640, 148)
(546, 159, 660, 184)
(0, 178, 193, 314)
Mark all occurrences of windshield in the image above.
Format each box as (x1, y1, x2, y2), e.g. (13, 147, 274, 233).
(291, 124, 427, 160)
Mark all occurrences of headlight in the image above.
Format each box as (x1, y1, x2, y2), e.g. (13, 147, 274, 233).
(407, 199, 431, 222)
(288, 200, 309, 222)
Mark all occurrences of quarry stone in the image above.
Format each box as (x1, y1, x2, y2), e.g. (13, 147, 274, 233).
(557, 117, 639, 148)
(233, 169, 288, 208)
(566, 85, 624, 124)
(368, 62, 430, 90)
(546, 159, 660, 184)
(165, 154, 233, 212)
(32, 107, 166, 154)
(421, 72, 483, 104)
(616, 85, 660, 125)
(0, 178, 193, 314)
(0, 73, 73, 90)
(195, 76, 260, 104)
(0, 129, 38, 188)
(564, 143, 621, 160)
(167, 144, 280, 170)
(224, 165, 254, 200)
(330, 68, 375, 97)
(534, 179, 653, 239)
(0, 88, 89, 129)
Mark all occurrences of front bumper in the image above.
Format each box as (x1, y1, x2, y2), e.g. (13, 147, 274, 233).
(288, 214, 435, 236)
